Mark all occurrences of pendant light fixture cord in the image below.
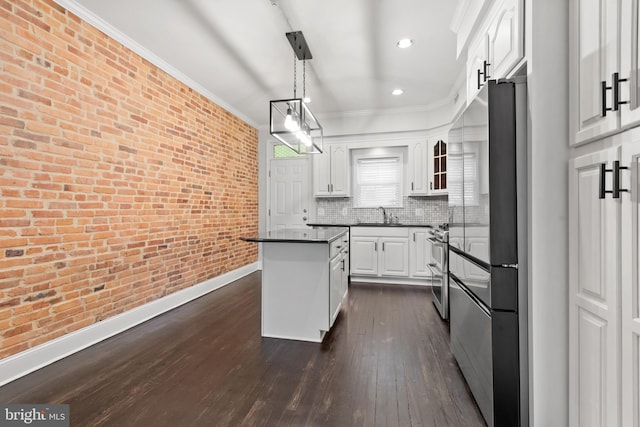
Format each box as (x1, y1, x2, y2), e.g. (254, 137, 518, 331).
(293, 53, 297, 99)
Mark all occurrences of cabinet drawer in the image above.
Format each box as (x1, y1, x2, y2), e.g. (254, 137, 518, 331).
(330, 236, 347, 259)
(350, 227, 409, 238)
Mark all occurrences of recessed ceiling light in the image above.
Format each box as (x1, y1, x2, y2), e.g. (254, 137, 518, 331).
(397, 38, 413, 49)
(392, 89, 403, 96)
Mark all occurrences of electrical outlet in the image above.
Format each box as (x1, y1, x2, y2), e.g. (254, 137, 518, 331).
(341, 207, 348, 216)
(318, 207, 325, 216)
(415, 208, 424, 217)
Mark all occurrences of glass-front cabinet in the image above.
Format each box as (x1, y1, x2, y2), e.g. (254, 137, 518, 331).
(429, 138, 448, 195)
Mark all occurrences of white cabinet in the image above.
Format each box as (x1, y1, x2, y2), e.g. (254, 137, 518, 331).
(465, 0, 524, 105)
(408, 139, 448, 196)
(350, 227, 409, 279)
(487, 0, 524, 80)
(571, 0, 640, 145)
(409, 228, 430, 278)
(329, 233, 349, 327)
(620, 139, 640, 427)
(428, 136, 448, 195)
(379, 238, 409, 277)
(313, 143, 349, 197)
(408, 141, 429, 195)
(467, 34, 490, 105)
(571, 0, 619, 144)
(569, 147, 621, 427)
(350, 237, 378, 275)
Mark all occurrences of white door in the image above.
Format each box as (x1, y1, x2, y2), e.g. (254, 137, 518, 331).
(569, 147, 621, 427)
(312, 149, 331, 197)
(350, 237, 378, 276)
(408, 141, 428, 195)
(467, 34, 489, 104)
(487, 0, 523, 79)
(330, 144, 349, 196)
(269, 158, 310, 231)
(379, 238, 409, 277)
(621, 139, 640, 427)
(621, 0, 640, 128)
(572, 0, 619, 144)
(409, 228, 430, 278)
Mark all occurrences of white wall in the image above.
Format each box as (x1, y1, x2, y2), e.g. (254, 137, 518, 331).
(526, 0, 569, 426)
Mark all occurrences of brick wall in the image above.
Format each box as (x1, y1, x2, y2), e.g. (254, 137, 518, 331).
(0, 0, 259, 359)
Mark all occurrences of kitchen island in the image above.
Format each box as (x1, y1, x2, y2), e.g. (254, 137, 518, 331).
(242, 227, 349, 342)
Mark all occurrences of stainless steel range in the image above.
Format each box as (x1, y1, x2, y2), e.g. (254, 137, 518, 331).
(428, 224, 449, 320)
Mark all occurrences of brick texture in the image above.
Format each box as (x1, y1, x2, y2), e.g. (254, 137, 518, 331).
(0, 0, 258, 359)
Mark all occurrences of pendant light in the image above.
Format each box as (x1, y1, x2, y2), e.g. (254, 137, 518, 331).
(270, 31, 323, 154)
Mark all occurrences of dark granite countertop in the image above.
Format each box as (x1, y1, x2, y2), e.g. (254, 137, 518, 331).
(241, 227, 348, 243)
(308, 222, 435, 228)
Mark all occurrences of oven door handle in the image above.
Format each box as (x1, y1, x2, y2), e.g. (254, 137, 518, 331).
(427, 237, 441, 245)
(427, 263, 443, 278)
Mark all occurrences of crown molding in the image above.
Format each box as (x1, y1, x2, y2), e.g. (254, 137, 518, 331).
(51, 0, 258, 128)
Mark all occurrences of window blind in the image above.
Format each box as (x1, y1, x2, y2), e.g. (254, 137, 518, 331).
(355, 157, 401, 207)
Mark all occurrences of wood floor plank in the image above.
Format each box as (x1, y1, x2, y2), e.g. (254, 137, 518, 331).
(0, 272, 486, 427)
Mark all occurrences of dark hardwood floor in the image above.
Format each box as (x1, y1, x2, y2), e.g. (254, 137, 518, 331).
(0, 272, 486, 427)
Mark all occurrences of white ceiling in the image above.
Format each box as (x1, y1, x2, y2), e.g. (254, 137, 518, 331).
(66, 0, 463, 127)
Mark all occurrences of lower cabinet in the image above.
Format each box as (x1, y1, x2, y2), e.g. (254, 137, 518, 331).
(409, 228, 430, 278)
(350, 227, 411, 279)
(329, 233, 349, 326)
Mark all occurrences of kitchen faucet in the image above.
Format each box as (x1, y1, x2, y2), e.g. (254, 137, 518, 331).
(378, 206, 388, 224)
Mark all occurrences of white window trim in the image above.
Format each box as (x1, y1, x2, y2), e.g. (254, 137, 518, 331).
(351, 148, 405, 208)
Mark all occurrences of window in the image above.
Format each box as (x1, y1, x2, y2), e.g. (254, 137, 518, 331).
(273, 144, 305, 158)
(353, 150, 403, 208)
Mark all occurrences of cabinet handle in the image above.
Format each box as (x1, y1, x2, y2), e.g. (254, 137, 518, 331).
(613, 72, 629, 111)
(599, 161, 629, 199)
(382, 242, 385, 251)
(601, 80, 613, 117)
(413, 233, 416, 242)
(374, 242, 377, 251)
(411, 182, 414, 191)
(477, 68, 483, 90)
(341, 259, 345, 271)
(328, 184, 330, 192)
(430, 181, 433, 190)
(482, 60, 491, 82)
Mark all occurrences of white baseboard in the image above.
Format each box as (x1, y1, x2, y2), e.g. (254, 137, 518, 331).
(349, 276, 432, 286)
(0, 262, 260, 387)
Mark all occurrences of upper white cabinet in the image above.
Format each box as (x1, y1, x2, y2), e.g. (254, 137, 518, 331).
(467, 34, 490, 105)
(465, 0, 524, 105)
(571, 0, 640, 145)
(408, 138, 448, 196)
(408, 141, 429, 196)
(486, 0, 524, 79)
(313, 143, 349, 197)
(571, 0, 619, 144)
(428, 136, 448, 195)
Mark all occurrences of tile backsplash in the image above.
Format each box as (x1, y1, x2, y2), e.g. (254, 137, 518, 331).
(315, 196, 448, 225)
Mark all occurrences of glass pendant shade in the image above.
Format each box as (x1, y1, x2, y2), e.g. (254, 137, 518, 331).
(270, 98, 323, 154)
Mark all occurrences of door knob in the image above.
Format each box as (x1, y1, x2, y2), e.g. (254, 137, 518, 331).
(303, 217, 307, 221)
(303, 209, 307, 213)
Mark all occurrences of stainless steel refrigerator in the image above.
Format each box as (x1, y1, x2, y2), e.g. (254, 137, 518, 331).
(447, 77, 528, 427)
